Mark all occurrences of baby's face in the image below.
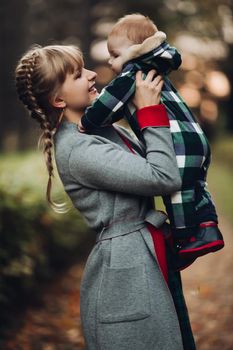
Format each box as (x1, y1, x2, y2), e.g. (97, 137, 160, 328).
(107, 35, 133, 74)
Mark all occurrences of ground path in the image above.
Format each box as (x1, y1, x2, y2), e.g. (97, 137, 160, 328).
(4, 215, 233, 350)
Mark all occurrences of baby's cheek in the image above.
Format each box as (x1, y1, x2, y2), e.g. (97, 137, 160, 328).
(115, 58, 123, 73)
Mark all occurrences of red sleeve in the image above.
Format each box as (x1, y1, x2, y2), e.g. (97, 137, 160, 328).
(136, 104, 170, 130)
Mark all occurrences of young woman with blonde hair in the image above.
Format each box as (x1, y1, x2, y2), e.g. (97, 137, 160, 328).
(15, 44, 196, 349)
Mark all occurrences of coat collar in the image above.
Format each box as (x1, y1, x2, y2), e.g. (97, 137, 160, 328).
(56, 119, 145, 157)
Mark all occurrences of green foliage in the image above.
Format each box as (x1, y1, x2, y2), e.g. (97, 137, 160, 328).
(208, 137, 233, 223)
(0, 151, 94, 335)
(212, 136, 233, 170)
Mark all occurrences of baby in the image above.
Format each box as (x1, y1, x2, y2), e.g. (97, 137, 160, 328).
(80, 13, 224, 269)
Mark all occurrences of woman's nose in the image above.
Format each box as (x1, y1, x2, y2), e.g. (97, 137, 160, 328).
(87, 69, 97, 80)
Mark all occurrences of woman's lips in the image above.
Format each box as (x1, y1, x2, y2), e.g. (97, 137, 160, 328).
(89, 87, 98, 94)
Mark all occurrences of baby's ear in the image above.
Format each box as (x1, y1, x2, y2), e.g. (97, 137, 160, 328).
(120, 31, 167, 65)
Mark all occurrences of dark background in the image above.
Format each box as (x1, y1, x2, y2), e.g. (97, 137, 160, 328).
(1, 0, 233, 151)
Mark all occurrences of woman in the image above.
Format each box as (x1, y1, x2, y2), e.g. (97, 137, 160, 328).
(15, 44, 196, 349)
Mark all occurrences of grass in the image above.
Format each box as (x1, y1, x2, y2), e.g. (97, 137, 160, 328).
(0, 150, 69, 208)
(208, 136, 233, 224)
(208, 162, 232, 223)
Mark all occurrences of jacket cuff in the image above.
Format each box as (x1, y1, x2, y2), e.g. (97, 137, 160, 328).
(199, 221, 217, 227)
(136, 104, 169, 130)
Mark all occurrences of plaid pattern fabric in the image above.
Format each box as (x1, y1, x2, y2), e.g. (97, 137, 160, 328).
(167, 253, 197, 349)
(81, 41, 218, 235)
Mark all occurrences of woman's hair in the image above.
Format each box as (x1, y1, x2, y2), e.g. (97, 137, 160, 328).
(109, 13, 158, 44)
(15, 44, 84, 213)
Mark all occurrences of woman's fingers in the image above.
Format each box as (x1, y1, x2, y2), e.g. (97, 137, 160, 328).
(133, 69, 164, 109)
(151, 73, 163, 83)
(135, 69, 158, 83)
(156, 79, 164, 91)
(144, 69, 157, 82)
(136, 69, 164, 90)
(135, 70, 143, 83)
(136, 69, 164, 88)
(158, 78, 164, 87)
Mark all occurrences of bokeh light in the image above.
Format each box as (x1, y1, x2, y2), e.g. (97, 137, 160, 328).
(205, 71, 231, 98)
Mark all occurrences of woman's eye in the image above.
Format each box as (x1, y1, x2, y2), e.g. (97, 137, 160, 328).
(74, 71, 81, 79)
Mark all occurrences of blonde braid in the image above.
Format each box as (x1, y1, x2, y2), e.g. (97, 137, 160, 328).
(38, 110, 70, 213)
(15, 47, 70, 213)
(16, 49, 41, 118)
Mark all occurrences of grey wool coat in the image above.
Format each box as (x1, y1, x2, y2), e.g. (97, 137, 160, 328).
(53, 116, 188, 350)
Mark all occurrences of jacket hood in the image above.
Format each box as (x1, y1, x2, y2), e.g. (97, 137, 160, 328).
(121, 34, 182, 75)
(120, 31, 167, 65)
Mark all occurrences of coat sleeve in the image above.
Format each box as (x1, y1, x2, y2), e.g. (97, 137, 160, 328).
(195, 155, 218, 224)
(126, 42, 182, 76)
(68, 104, 182, 197)
(81, 69, 135, 130)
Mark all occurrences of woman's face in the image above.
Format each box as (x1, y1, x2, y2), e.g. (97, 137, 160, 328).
(58, 67, 99, 112)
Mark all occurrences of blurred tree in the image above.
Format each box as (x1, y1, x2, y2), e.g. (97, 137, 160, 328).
(0, 0, 232, 151)
(0, 0, 31, 151)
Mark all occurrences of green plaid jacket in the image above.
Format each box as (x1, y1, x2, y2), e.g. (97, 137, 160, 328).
(81, 41, 218, 236)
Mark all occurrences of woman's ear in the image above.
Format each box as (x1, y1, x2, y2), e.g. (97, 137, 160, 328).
(50, 94, 66, 108)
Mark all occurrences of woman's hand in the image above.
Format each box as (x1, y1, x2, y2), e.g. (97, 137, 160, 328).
(132, 69, 164, 109)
